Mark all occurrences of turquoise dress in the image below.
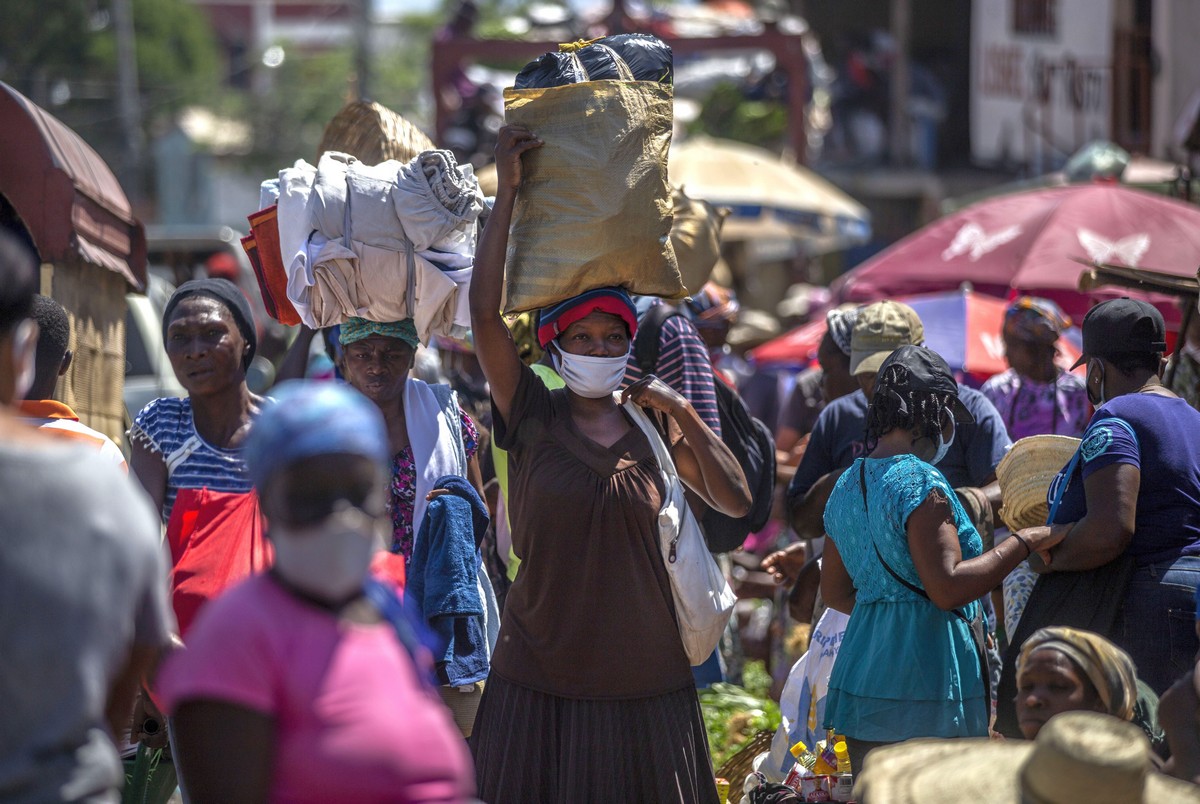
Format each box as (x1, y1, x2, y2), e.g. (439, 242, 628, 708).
(822, 455, 987, 742)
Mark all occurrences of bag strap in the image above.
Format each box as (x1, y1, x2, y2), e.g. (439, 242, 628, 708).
(633, 303, 682, 373)
(624, 399, 688, 565)
(859, 459, 992, 718)
(624, 398, 677, 483)
(165, 435, 203, 479)
(430, 383, 468, 472)
(859, 460, 971, 626)
(1046, 416, 1138, 525)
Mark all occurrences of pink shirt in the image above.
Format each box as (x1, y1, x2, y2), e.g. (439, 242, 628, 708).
(157, 574, 474, 803)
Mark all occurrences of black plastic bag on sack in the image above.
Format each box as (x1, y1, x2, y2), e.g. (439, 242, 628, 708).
(513, 51, 588, 89)
(572, 41, 626, 82)
(600, 33, 674, 84)
(513, 34, 673, 89)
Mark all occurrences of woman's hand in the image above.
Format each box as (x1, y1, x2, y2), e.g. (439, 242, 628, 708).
(130, 686, 169, 750)
(1016, 523, 1072, 568)
(620, 374, 689, 419)
(494, 125, 543, 193)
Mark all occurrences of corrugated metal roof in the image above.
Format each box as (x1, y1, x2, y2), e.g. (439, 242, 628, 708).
(0, 81, 146, 289)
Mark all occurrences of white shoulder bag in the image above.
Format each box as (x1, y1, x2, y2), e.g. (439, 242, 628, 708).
(623, 399, 737, 665)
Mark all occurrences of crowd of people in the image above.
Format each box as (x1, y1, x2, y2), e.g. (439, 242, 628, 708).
(6, 118, 1200, 804)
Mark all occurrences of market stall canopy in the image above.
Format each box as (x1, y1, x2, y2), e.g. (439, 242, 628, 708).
(942, 141, 1196, 213)
(0, 82, 146, 289)
(833, 183, 1200, 324)
(667, 136, 870, 252)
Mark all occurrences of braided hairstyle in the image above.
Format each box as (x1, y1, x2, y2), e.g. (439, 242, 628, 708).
(864, 362, 955, 453)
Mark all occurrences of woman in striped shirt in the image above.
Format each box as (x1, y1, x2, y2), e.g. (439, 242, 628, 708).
(129, 278, 264, 525)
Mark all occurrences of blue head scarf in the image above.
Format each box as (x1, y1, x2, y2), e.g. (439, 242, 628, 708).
(245, 380, 389, 489)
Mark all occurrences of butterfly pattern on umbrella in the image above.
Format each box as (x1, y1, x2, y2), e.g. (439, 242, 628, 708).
(941, 222, 1024, 261)
(1076, 229, 1151, 267)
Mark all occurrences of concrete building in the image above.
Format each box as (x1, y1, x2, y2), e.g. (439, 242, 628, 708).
(971, 0, 1199, 171)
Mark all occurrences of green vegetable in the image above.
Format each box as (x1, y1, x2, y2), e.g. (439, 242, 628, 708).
(699, 661, 782, 769)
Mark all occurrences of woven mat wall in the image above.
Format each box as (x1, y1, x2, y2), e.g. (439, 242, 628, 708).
(42, 261, 128, 445)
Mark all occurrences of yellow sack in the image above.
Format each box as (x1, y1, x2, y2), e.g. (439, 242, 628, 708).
(670, 186, 728, 297)
(502, 80, 683, 313)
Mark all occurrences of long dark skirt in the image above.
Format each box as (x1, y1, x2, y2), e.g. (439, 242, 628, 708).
(469, 673, 719, 804)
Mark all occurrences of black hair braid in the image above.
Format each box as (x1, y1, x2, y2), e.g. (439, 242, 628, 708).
(864, 364, 954, 453)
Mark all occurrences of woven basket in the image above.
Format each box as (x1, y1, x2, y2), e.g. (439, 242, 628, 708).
(715, 729, 775, 787)
(45, 259, 128, 445)
(317, 101, 435, 165)
(996, 434, 1080, 530)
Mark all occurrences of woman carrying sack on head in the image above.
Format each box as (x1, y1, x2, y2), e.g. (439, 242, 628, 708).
(466, 124, 751, 804)
(819, 345, 1068, 771)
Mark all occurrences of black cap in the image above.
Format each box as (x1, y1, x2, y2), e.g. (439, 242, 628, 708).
(876, 344, 975, 423)
(1069, 298, 1166, 370)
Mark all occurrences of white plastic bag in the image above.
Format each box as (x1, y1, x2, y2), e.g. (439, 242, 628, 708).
(624, 399, 735, 665)
(763, 606, 850, 780)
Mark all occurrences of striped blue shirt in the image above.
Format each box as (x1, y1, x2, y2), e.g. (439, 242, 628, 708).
(623, 312, 722, 438)
(130, 397, 254, 523)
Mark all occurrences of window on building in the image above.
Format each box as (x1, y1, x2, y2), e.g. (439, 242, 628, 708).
(1013, 0, 1058, 37)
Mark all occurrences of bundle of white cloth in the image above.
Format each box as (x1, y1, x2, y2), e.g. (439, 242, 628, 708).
(263, 149, 484, 340)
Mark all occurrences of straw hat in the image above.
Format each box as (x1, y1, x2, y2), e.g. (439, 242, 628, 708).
(854, 711, 1200, 803)
(996, 434, 1080, 531)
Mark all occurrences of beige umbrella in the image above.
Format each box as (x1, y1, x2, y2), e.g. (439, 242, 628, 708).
(667, 136, 871, 252)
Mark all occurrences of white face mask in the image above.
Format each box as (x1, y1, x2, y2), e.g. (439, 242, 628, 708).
(931, 411, 955, 466)
(551, 345, 630, 399)
(10, 319, 36, 402)
(270, 506, 381, 603)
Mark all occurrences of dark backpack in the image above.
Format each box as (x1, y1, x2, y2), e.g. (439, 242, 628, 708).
(633, 304, 776, 552)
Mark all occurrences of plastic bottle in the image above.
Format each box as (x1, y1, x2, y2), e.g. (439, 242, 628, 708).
(783, 741, 817, 790)
(814, 740, 838, 775)
(831, 740, 853, 802)
(834, 740, 851, 774)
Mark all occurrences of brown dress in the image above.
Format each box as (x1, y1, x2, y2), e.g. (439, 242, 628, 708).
(470, 365, 718, 803)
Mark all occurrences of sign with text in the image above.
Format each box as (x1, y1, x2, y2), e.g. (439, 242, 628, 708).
(971, 0, 1114, 168)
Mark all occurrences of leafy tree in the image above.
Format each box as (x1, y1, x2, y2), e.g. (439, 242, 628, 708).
(0, 0, 220, 173)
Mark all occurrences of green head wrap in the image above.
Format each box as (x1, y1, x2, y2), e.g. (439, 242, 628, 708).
(338, 318, 420, 349)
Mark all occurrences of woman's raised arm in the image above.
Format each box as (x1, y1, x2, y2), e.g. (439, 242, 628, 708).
(469, 125, 543, 424)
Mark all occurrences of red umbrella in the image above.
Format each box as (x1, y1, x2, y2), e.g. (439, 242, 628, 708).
(832, 183, 1200, 323)
(751, 289, 1083, 378)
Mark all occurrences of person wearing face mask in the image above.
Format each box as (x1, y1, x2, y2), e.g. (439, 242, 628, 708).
(818, 346, 1067, 771)
(155, 381, 476, 804)
(773, 302, 1010, 626)
(1011, 299, 1200, 696)
(466, 125, 751, 804)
